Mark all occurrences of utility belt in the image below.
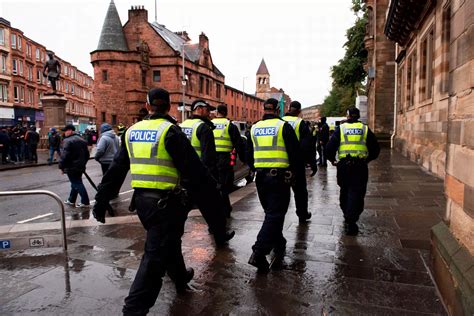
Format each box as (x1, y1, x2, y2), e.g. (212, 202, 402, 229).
(133, 187, 191, 210)
(256, 168, 294, 184)
(339, 156, 367, 166)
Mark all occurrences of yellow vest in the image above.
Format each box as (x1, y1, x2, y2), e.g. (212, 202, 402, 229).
(125, 119, 179, 190)
(180, 118, 204, 157)
(251, 118, 289, 168)
(282, 116, 303, 140)
(338, 122, 368, 159)
(212, 117, 233, 152)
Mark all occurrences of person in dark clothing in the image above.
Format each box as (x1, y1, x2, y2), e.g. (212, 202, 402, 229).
(211, 104, 244, 217)
(95, 123, 120, 175)
(246, 98, 304, 272)
(59, 124, 90, 208)
(48, 127, 61, 165)
(25, 126, 40, 163)
(325, 107, 380, 235)
(317, 117, 330, 166)
(0, 128, 10, 164)
(181, 100, 234, 239)
(92, 88, 234, 315)
(283, 101, 317, 223)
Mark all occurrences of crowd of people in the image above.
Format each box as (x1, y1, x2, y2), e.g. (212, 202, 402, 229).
(0, 125, 40, 165)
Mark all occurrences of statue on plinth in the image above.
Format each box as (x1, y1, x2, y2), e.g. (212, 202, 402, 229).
(43, 51, 61, 93)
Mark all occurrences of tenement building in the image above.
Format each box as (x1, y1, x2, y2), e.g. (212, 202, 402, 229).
(300, 104, 321, 122)
(0, 18, 94, 131)
(91, 2, 265, 126)
(366, 0, 473, 313)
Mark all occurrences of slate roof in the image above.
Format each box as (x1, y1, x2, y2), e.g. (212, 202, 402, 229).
(96, 0, 128, 51)
(256, 58, 269, 75)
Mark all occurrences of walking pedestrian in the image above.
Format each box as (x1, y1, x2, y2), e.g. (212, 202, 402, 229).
(25, 126, 40, 163)
(92, 88, 231, 315)
(317, 117, 330, 166)
(211, 104, 245, 217)
(283, 101, 317, 223)
(181, 99, 235, 243)
(59, 124, 90, 208)
(95, 123, 120, 175)
(48, 127, 61, 165)
(0, 127, 10, 164)
(246, 98, 304, 272)
(325, 107, 380, 235)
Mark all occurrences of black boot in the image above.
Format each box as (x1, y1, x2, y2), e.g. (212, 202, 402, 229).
(175, 268, 194, 294)
(215, 230, 235, 246)
(248, 252, 269, 273)
(298, 212, 312, 224)
(345, 222, 359, 236)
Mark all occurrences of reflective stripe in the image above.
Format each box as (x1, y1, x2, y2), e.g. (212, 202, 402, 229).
(254, 158, 290, 163)
(129, 157, 174, 167)
(131, 174, 179, 184)
(254, 146, 287, 152)
(216, 144, 233, 150)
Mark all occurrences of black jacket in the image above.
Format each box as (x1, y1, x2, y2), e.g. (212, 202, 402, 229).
(325, 119, 380, 163)
(246, 114, 304, 173)
(191, 115, 218, 178)
(95, 113, 215, 202)
(317, 122, 330, 144)
(59, 133, 90, 174)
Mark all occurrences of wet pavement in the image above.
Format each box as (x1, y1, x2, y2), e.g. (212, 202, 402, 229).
(0, 149, 447, 315)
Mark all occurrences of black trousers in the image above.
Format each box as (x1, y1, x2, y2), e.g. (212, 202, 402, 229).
(317, 142, 327, 166)
(123, 192, 189, 315)
(253, 171, 291, 255)
(216, 152, 234, 216)
(291, 170, 308, 218)
(336, 160, 368, 224)
(100, 162, 111, 175)
(28, 144, 38, 162)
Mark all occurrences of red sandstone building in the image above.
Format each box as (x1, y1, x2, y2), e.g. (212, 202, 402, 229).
(366, 0, 473, 313)
(0, 18, 95, 130)
(91, 2, 268, 126)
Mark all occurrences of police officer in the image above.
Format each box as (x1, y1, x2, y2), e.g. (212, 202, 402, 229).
(246, 98, 304, 272)
(283, 101, 317, 223)
(317, 117, 330, 166)
(325, 107, 380, 236)
(180, 99, 235, 241)
(92, 88, 231, 315)
(212, 104, 244, 217)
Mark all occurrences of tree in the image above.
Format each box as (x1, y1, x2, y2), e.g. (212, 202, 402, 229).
(321, 0, 367, 117)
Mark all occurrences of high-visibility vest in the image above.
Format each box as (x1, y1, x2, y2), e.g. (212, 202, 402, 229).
(180, 118, 204, 157)
(338, 122, 368, 159)
(125, 119, 179, 190)
(282, 116, 303, 140)
(212, 117, 233, 152)
(251, 118, 289, 168)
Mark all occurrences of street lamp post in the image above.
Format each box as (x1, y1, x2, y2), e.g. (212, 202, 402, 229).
(181, 44, 187, 123)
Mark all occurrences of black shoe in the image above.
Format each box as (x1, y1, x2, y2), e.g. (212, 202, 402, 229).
(345, 223, 359, 236)
(273, 245, 286, 259)
(298, 212, 312, 224)
(176, 268, 194, 294)
(215, 230, 235, 246)
(248, 252, 269, 273)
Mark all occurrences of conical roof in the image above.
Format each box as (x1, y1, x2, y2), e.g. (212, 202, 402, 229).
(96, 0, 128, 51)
(256, 58, 269, 75)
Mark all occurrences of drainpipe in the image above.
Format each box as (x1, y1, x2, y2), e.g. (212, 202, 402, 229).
(390, 43, 398, 148)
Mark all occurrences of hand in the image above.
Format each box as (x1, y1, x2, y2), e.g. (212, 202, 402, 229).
(310, 164, 317, 177)
(330, 160, 338, 166)
(92, 201, 107, 224)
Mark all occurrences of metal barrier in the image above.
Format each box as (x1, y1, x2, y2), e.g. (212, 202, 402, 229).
(0, 190, 67, 251)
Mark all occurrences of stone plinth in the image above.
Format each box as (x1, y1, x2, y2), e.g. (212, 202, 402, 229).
(40, 93, 67, 147)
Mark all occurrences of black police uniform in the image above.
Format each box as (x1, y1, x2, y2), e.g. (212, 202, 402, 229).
(317, 121, 330, 166)
(246, 113, 303, 270)
(215, 119, 244, 217)
(284, 113, 317, 221)
(93, 113, 229, 315)
(185, 114, 233, 240)
(325, 118, 380, 234)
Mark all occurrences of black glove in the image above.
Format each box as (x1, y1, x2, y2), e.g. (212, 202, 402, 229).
(92, 201, 108, 223)
(310, 164, 318, 177)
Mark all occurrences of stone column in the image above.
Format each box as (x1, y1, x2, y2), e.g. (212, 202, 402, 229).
(39, 93, 67, 148)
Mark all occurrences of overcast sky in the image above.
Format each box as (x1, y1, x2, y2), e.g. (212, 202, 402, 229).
(1, 0, 355, 107)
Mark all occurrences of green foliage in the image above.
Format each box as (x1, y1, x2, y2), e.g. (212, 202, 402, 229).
(320, 0, 367, 117)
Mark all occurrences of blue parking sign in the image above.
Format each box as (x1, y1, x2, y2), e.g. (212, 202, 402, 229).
(1, 240, 11, 249)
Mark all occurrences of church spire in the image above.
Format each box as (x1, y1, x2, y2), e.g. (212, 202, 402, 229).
(96, 0, 128, 51)
(256, 58, 269, 75)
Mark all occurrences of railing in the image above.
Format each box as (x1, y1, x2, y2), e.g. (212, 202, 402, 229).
(0, 190, 67, 251)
